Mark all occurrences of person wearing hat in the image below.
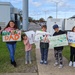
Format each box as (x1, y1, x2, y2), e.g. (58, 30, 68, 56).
(53, 24, 65, 68)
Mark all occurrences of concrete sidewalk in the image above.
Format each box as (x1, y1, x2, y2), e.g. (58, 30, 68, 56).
(0, 73, 37, 75)
(35, 42, 75, 75)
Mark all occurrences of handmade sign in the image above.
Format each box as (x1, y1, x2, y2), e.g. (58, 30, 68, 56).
(49, 34, 68, 47)
(2, 30, 21, 42)
(67, 32, 75, 43)
(25, 30, 35, 44)
(35, 31, 51, 41)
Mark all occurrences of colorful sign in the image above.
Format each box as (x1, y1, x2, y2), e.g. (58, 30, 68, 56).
(2, 30, 21, 42)
(25, 30, 35, 44)
(35, 31, 68, 47)
(35, 31, 51, 41)
(49, 34, 68, 47)
(67, 32, 75, 43)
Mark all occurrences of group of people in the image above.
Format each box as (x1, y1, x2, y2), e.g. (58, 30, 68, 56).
(0, 20, 75, 69)
(39, 24, 75, 68)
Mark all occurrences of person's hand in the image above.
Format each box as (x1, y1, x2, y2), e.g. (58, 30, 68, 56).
(11, 30, 15, 35)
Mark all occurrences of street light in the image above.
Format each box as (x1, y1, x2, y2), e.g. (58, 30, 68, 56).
(55, 2, 59, 19)
(51, 1, 59, 19)
(43, 10, 49, 20)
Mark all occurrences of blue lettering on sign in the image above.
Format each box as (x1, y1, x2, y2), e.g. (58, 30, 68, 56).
(68, 39, 75, 43)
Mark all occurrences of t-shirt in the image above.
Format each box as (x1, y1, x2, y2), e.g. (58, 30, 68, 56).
(70, 43, 75, 47)
(5, 27, 16, 44)
(23, 38, 32, 51)
(40, 30, 49, 49)
(53, 30, 66, 50)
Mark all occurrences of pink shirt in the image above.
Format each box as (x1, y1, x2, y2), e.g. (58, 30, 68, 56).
(23, 38, 32, 51)
(5, 27, 15, 31)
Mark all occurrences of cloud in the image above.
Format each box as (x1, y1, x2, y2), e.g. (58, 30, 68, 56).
(29, 0, 42, 7)
(45, 0, 68, 7)
(0, 0, 22, 3)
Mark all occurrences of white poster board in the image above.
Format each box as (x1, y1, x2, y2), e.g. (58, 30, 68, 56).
(25, 30, 35, 44)
(35, 31, 68, 47)
(49, 34, 68, 47)
(2, 30, 21, 42)
(67, 32, 75, 43)
(35, 31, 51, 41)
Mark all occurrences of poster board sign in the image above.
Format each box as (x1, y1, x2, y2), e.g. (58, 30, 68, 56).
(2, 30, 21, 42)
(35, 31, 51, 41)
(67, 32, 75, 43)
(25, 30, 35, 44)
(35, 31, 68, 47)
(49, 34, 68, 47)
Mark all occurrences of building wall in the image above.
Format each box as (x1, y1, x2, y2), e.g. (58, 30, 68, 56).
(65, 19, 75, 30)
(0, 3, 11, 29)
(47, 18, 64, 35)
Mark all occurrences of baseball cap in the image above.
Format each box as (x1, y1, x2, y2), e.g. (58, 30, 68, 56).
(53, 24, 59, 29)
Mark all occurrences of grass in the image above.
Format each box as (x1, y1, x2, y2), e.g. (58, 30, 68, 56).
(0, 33, 71, 73)
(63, 46, 70, 61)
(0, 35, 37, 73)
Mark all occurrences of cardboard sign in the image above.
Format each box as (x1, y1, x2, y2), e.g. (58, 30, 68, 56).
(25, 30, 35, 44)
(49, 34, 68, 47)
(2, 30, 21, 42)
(67, 32, 75, 43)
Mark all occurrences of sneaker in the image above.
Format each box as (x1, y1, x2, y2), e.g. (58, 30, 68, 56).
(58, 64, 63, 68)
(40, 60, 44, 64)
(73, 62, 75, 67)
(44, 61, 48, 65)
(25, 61, 28, 64)
(54, 62, 59, 66)
(69, 61, 73, 67)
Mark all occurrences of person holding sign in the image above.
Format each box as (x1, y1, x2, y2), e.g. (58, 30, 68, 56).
(69, 26, 75, 67)
(4, 20, 18, 67)
(40, 25, 49, 65)
(53, 24, 65, 68)
(21, 34, 32, 64)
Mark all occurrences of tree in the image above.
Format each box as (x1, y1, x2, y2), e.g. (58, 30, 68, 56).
(48, 16, 53, 18)
(39, 18, 45, 22)
(29, 17, 33, 22)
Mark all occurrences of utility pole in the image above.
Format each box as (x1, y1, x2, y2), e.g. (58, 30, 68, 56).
(23, 0, 28, 30)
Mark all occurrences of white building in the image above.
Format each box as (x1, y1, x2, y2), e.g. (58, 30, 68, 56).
(47, 18, 75, 35)
(0, 2, 21, 29)
(47, 18, 64, 35)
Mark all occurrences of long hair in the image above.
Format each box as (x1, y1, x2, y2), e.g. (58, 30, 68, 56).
(4, 20, 18, 30)
(72, 26, 75, 32)
(21, 34, 27, 41)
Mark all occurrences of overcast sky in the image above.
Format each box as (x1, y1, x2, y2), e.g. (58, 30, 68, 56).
(0, 0, 75, 20)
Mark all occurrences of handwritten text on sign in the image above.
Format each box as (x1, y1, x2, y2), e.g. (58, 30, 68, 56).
(2, 30, 21, 42)
(67, 32, 75, 43)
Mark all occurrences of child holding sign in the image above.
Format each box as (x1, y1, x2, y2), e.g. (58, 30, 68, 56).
(53, 24, 65, 68)
(40, 25, 49, 65)
(22, 34, 32, 64)
(4, 20, 18, 67)
(69, 26, 75, 67)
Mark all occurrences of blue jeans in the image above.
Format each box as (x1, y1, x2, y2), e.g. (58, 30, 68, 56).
(40, 48, 48, 61)
(25, 50, 31, 62)
(6, 43, 16, 62)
